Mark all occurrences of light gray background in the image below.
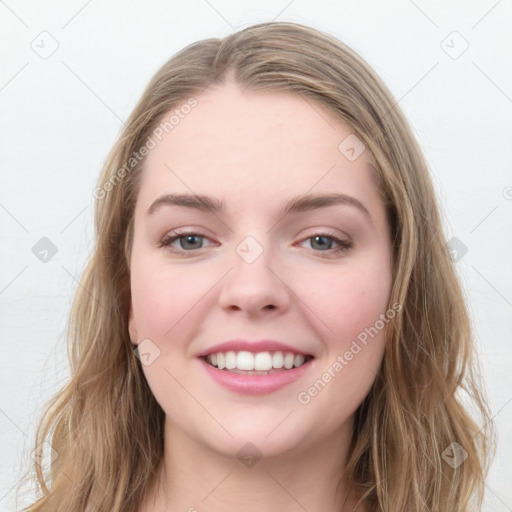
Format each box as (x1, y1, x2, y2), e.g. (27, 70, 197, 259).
(1, 1, 511, 510)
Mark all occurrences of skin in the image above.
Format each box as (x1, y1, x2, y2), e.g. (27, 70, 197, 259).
(129, 80, 393, 511)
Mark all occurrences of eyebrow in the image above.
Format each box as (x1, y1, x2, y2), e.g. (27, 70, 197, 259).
(147, 192, 371, 220)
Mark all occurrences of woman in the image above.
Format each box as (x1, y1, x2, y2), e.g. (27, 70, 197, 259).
(25, 21, 492, 511)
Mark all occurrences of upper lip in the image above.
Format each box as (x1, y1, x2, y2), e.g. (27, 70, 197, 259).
(197, 339, 314, 358)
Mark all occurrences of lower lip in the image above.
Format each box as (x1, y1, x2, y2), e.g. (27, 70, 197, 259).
(199, 358, 313, 395)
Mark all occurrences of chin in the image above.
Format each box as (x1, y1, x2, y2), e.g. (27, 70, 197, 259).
(200, 415, 312, 462)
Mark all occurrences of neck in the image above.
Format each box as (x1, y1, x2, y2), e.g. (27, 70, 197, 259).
(142, 417, 361, 512)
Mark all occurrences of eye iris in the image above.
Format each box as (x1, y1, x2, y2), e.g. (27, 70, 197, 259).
(180, 235, 202, 250)
(311, 236, 332, 250)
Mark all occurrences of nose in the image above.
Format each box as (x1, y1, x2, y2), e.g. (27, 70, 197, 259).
(217, 242, 291, 318)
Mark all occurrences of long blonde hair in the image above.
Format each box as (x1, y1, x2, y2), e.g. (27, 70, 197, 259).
(24, 21, 492, 511)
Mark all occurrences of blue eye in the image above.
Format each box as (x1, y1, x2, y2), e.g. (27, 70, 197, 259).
(159, 232, 352, 257)
(159, 233, 209, 251)
(300, 234, 352, 254)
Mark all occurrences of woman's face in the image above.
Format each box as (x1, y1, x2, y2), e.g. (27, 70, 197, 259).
(128, 81, 393, 458)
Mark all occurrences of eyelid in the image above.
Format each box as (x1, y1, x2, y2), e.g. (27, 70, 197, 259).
(296, 227, 350, 241)
(158, 230, 216, 250)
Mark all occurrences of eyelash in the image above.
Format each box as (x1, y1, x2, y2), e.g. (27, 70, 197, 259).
(158, 231, 352, 257)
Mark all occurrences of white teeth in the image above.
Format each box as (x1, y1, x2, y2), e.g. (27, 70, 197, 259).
(283, 353, 295, 369)
(293, 354, 305, 368)
(272, 351, 284, 369)
(225, 351, 237, 370)
(204, 350, 310, 372)
(237, 351, 254, 370)
(254, 352, 272, 371)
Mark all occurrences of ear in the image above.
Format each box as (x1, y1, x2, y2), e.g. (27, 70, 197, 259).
(128, 302, 138, 346)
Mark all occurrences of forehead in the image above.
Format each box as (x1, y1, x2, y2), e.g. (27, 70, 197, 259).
(137, 81, 382, 217)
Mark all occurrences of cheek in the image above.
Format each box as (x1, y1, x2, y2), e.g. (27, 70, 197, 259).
(294, 282, 389, 422)
(298, 260, 392, 345)
(294, 257, 391, 405)
(129, 255, 213, 414)
(130, 251, 211, 341)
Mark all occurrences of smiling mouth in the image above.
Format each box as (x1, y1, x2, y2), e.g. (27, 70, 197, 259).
(202, 350, 314, 375)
